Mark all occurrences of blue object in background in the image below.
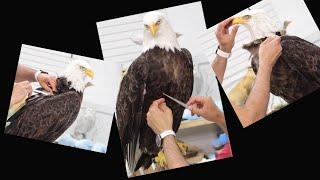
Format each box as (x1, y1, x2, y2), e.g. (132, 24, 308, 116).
(56, 134, 76, 147)
(75, 139, 94, 150)
(211, 133, 229, 148)
(182, 109, 201, 120)
(92, 142, 108, 153)
(56, 133, 107, 153)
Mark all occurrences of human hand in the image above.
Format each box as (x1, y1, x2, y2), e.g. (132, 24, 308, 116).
(187, 96, 225, 125)
(259, 35, 282, 71)
(37, 73, 57, 94)
(146, 98, 173, 135)
(216, 17, 239, 53)
(10, 81, 32, 107)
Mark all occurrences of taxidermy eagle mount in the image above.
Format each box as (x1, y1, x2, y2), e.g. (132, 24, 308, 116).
(116, 11, 194, 174)
(232, 9, 320, 103)
(5, 59, 94, 142)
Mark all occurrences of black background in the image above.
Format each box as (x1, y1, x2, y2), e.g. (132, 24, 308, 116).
(1, 0, 319, 178)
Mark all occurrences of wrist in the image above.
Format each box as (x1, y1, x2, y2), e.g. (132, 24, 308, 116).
(258, 63, 273, 74)
(34, 70, 49, 82)
(162, 135, 176, 146)
(216, 46, 231, 59)
(156, 129, 175, 148)
(219, 45, 232, 53)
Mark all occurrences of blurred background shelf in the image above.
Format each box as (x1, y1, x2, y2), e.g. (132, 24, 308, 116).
(180, 118, 215, 130)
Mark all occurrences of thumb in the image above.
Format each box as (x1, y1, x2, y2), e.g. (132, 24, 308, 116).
(159, 102, 171, 113)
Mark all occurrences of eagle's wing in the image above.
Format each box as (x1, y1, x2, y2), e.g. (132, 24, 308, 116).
(281, 36, 320, 85)
(181, 48, 193, 69)
(116, 54, 148, 172)
(5, 91, 82, 142)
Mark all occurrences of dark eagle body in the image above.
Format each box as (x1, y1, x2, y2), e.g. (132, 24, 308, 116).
(243, 35, 320, 103)
(5, 77, 83, 142)
(116, 47, 193, 171)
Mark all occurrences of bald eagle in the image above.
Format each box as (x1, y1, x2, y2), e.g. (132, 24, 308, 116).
(116, 11, 193, 173)
(5, 59, 94, 142)
(232, 9, 320, 103)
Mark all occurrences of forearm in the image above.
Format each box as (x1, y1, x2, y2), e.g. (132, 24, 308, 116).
(236, 66, 272, 127)
(163, 135, 188, 169)
(207, 111, 228, 135)
(15, 64, 37, 82)
(212, 56, 227, 83)
(216, 113, 228, 135)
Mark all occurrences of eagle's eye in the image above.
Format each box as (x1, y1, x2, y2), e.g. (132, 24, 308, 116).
(156, 19, 161, 25)
(80, 66, 86, 71)
(144, 24, 149, 29)
(243, 15, 251, 19)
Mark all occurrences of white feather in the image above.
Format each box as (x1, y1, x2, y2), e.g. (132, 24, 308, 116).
(142, 11, 181, 52)
(62, 58, 93, 92)
(236, 9, 279, 40)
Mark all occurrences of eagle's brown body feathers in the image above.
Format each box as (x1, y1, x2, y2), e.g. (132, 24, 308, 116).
(5, 77, 83, 142)
(116, 47, 193, 171)
(244, 35, 320, 103)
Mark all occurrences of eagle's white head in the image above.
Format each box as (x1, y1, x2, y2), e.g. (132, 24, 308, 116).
(231, 9, 279, 40)
(142, 11, 181, 52)
(63, 59, 94, 92)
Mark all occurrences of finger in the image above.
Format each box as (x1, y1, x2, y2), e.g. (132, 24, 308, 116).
(220, 17, 233, 29)
(42, 84, 52, 94)
(25, 83, 33, 95)
(217, 17, 232, 34)
(146, 112, 151, 119)
(152, 98, 165, 106)
(263, 36, 274, 45)
(270, 35, 281, 45)
(48, 78, 57, 92)
(26, 87, 32, 97)
(189, 104, 201, 115)
(231, 25, 239, 37)
(187, 96, 204, 106)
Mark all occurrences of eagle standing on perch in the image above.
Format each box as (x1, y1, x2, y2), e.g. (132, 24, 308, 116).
(232, 9, 320, 103)
(116, 11, 193, 173)
(5, 59, 94, 142)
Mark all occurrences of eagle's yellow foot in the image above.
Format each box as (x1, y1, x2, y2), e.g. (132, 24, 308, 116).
(155, 140, 189, 168)
(177, 141, 188, 155)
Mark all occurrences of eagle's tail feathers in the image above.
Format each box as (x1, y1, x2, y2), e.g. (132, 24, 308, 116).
(134, 153, 153, 172)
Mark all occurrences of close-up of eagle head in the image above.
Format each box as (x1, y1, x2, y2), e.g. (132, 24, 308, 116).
(5, 59, 94, 143)
(116, 11, 194, 175)
(231, 9, 320, 104)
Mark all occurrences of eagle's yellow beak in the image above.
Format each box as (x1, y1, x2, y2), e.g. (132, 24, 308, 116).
(85, 69, 95, 78)
(149, 23, 159, 37)
(232, 16, 249, 25)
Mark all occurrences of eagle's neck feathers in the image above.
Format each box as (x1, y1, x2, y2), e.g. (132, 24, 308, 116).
(63, 70, 86, 93)
(142, 35, 181, 53)
(246, 15, 279, 40)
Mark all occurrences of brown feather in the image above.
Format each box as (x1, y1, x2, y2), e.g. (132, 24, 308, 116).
(116, 47, 193, 171)
(5, 77, 83, 142)
(246, 35, 320, 103)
